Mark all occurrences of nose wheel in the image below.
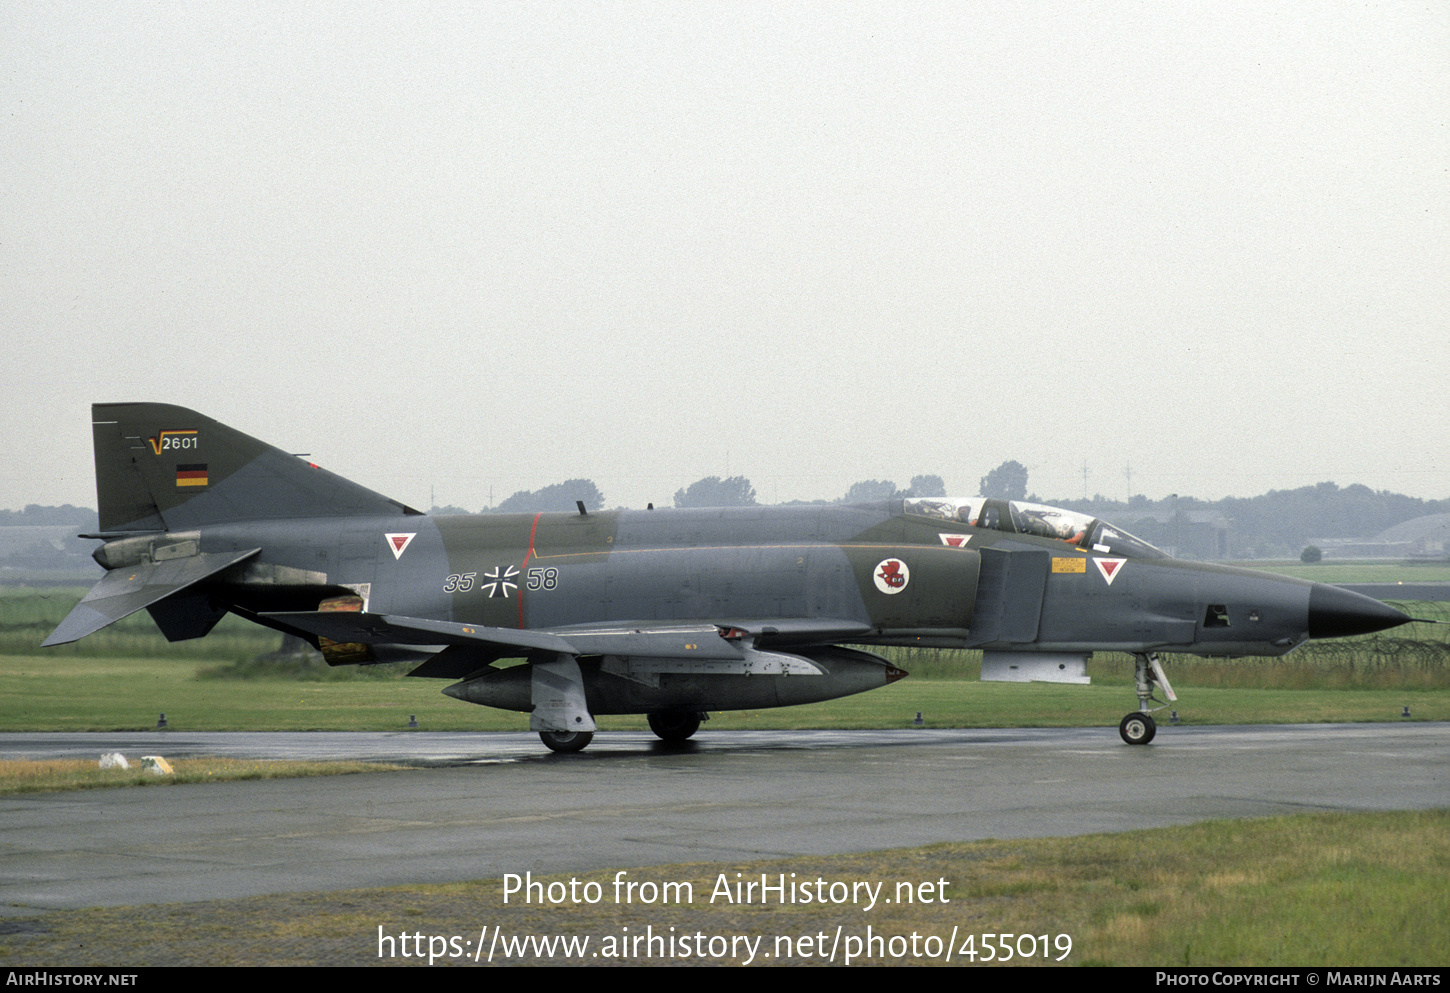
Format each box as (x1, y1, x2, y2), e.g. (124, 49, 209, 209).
(1119, 711, 1156, 745)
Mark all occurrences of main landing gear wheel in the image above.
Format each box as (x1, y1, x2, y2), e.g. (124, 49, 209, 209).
(1119, 712, 1156, 745)
(539, 730, 594, 753)
(647, 711, 702, 744)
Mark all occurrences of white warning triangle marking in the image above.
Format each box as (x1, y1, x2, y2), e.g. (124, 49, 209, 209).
(1093, 557, 1126, 585)
(939, 533, 972, 547)
(386, 533, 416, 560)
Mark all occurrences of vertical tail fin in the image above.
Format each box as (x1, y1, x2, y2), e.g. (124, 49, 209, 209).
(91, 403, 420, 532)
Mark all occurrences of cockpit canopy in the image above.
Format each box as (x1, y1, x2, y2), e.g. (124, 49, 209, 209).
(904, 497, 1166, 559)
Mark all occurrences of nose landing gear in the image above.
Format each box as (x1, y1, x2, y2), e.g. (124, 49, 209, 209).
(1120, 652, 1175, 745)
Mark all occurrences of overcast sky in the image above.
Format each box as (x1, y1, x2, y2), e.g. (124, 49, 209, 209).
(4, 2, 1446, 513)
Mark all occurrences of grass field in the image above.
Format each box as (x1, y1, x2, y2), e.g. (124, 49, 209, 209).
(0, 756, 399, 795)
(1237, 560, 1450, 583)
(0, 586, 288, 661)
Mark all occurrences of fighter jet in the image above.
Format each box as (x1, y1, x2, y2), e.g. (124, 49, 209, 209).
(45, 403, 1413, 752)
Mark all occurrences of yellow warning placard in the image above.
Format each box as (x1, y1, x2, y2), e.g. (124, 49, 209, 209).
(1052, 557, 1087, 574)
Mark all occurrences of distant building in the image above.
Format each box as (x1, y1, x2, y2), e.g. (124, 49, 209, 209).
(1117, 509, 1230, 560)
(1311, 513, 1450, 560)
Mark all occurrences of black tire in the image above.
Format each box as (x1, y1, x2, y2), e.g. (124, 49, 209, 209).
(539, 730, 593, 753)
(1119, 712, 1156, 745)
(647, 711, 702, 743)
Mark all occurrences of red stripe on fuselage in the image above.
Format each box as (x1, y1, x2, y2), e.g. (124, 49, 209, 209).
(518, 513, 541, 629)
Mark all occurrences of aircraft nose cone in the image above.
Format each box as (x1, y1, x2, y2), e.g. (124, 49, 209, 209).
(1307, 583, 1410, 639)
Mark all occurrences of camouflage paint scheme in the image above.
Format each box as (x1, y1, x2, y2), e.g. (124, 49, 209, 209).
(46, 404, 1411, 752)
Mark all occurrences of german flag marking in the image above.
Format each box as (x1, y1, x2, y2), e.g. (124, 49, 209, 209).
(175, 464, 208, 487)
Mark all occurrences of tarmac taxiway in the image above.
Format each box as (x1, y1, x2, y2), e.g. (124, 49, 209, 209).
(1, 723, 1446, 912)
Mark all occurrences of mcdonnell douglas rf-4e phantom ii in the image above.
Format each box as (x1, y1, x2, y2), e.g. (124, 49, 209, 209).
(46, 404, 1415, 752)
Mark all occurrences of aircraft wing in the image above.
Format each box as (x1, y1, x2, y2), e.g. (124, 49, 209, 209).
(43, 548, 262, 647)
(264, 611, 874, 675)
(267, 610, 790, 657)
(263, 611, 579, 655)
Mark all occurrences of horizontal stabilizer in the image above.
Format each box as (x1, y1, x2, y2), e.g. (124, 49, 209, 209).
(43, 548, 260, 647)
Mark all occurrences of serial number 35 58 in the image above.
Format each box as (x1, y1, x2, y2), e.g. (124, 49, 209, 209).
(443, 568, 559, 593)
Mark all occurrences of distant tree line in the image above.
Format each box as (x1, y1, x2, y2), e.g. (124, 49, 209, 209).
(674, 476, 756, 508)
(979, 461, 1028, 501)
(492, 480, 606, 514)
(431, 473, 949, 514)
(0, 505, 96, 527)
(0, 505, 101, 579)
(838, 475, 947, 502)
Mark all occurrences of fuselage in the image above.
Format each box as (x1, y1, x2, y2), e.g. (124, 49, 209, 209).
(185, 497, 1402, 661)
